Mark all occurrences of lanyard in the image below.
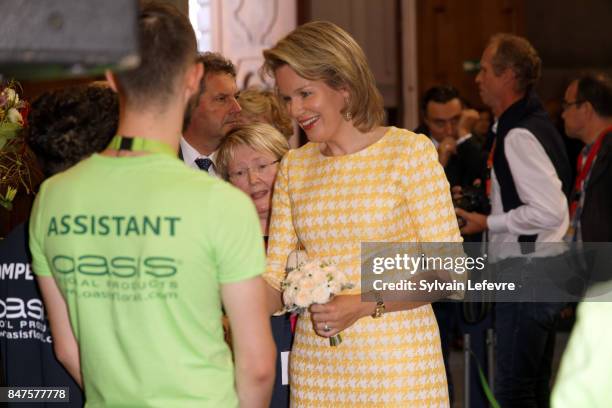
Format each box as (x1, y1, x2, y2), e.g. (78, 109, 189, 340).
(485, 138, 497, 198)
(106, 135, 176, 157)
(569, 125, 612, 218)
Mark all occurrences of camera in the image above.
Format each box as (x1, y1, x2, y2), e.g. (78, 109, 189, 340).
(453, 185, 490, 228)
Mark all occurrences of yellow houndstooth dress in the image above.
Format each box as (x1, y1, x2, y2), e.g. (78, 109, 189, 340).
(264, 127, 462, 407)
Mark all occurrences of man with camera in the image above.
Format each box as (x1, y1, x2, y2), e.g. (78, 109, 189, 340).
(416, 85, 489, 407)
(456, 34, 571, 407)
(418, 85, 485, 192)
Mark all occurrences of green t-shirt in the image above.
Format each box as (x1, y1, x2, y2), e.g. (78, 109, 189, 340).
(551, 282, 612, 408)
(29, 153, 265, 408)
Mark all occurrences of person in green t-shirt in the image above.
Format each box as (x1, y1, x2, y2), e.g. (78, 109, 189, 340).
(551, 281, 612, 407)
(28, 3, 276, 407)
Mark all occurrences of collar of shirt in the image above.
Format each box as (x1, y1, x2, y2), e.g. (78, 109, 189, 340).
(457, 133, 472, 145)
(431, 133, 473, 149)
(179, 137, 217, 171)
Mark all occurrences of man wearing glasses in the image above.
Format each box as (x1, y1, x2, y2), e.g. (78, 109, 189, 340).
(551, 72, 612, 407)
(561, 73, 612, 243)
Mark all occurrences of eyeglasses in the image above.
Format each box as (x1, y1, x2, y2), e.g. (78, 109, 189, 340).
(562, 100, 585, 110)
(228, 160, 280, 183)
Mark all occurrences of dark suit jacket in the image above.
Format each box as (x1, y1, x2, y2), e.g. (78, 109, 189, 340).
(414, 126, 486, 242)
(581, 131, 612, 242)
(444, 137, 486, 189)
(413, 125, 486, 188)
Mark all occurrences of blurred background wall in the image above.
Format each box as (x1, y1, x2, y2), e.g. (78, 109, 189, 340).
(17, 0, 612, 130)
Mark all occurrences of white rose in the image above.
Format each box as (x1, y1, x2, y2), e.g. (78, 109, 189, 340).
(330, 269, 344, 281)
(327, 279, 342, 294)
(311, 285, 331, 304)
(4, 88, 18, 105)
(287, 270, 305, 284)
(7, 108, 23, 125)
(283, 286, 297, 306)
(302, 261, 319, 274)
(294, 289, 311, 308)
(300, 277, 317, 292)
(310, 271, 327, 288)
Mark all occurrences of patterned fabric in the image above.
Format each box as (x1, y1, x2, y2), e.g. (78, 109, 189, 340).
(265, 127, 462, 407)
(195, 157, 214, 171)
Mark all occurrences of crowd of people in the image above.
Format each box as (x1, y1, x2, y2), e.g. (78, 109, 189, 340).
(1, 1, 612, 407)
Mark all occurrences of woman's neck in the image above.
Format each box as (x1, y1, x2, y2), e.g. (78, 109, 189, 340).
(322, 125, 386, 156)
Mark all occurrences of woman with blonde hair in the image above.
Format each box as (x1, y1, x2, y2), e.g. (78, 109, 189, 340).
(216, 122, 289, 236)
(237, 87, 294, 139)
(216, 122, 293, 407)
(262, 21, 462, 406)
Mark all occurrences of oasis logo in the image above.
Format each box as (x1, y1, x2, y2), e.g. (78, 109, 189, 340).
(0, 297, 44, 319)
(51, 255, 177, 278)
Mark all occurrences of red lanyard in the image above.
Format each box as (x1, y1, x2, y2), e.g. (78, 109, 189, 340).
(569, 125, 612, 218)
(485, 139, 497, 198)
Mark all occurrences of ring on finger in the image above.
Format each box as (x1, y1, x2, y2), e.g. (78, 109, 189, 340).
(323, 323, 331, 332)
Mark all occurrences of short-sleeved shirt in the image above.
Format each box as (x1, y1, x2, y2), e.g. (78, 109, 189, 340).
(29, 153, 265, 407)
(0, 223, 83, 408)
(551, 283, 612, 407)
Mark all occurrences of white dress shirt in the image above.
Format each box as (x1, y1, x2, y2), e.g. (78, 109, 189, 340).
(487, 124, 569, 259)
(430, 133, 473, 149)
(180, 136, 218, 177)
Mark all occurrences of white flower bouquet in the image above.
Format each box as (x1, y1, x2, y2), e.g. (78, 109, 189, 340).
(281, 258, 353, 346)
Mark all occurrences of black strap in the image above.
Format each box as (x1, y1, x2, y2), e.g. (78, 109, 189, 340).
(519, 234, 537, 254)
(119, 137, 133, 151)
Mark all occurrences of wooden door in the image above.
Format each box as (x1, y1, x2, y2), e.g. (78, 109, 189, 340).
(417, 0, 526, 110)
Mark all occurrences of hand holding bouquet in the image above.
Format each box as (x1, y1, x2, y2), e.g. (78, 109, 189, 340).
(282, 259, 353, 346)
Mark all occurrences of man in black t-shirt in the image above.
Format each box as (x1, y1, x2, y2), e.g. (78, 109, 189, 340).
(0, 84, 118, 408)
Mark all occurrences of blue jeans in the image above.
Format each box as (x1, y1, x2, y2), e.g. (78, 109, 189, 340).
(494, 302, 561, 408)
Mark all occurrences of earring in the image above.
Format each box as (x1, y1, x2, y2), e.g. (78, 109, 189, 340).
(343, 110, 352, 121)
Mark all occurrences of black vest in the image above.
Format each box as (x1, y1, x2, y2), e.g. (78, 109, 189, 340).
(492, 91, 572, 243)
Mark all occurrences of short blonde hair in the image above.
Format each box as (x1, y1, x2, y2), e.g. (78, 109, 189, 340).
(238, 87, 294, 138)
(262, 21, 384, 132)
(216, 123, 290, 180)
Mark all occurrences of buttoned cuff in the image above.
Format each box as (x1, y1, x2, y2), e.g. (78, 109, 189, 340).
(487, 214, 509, 233)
